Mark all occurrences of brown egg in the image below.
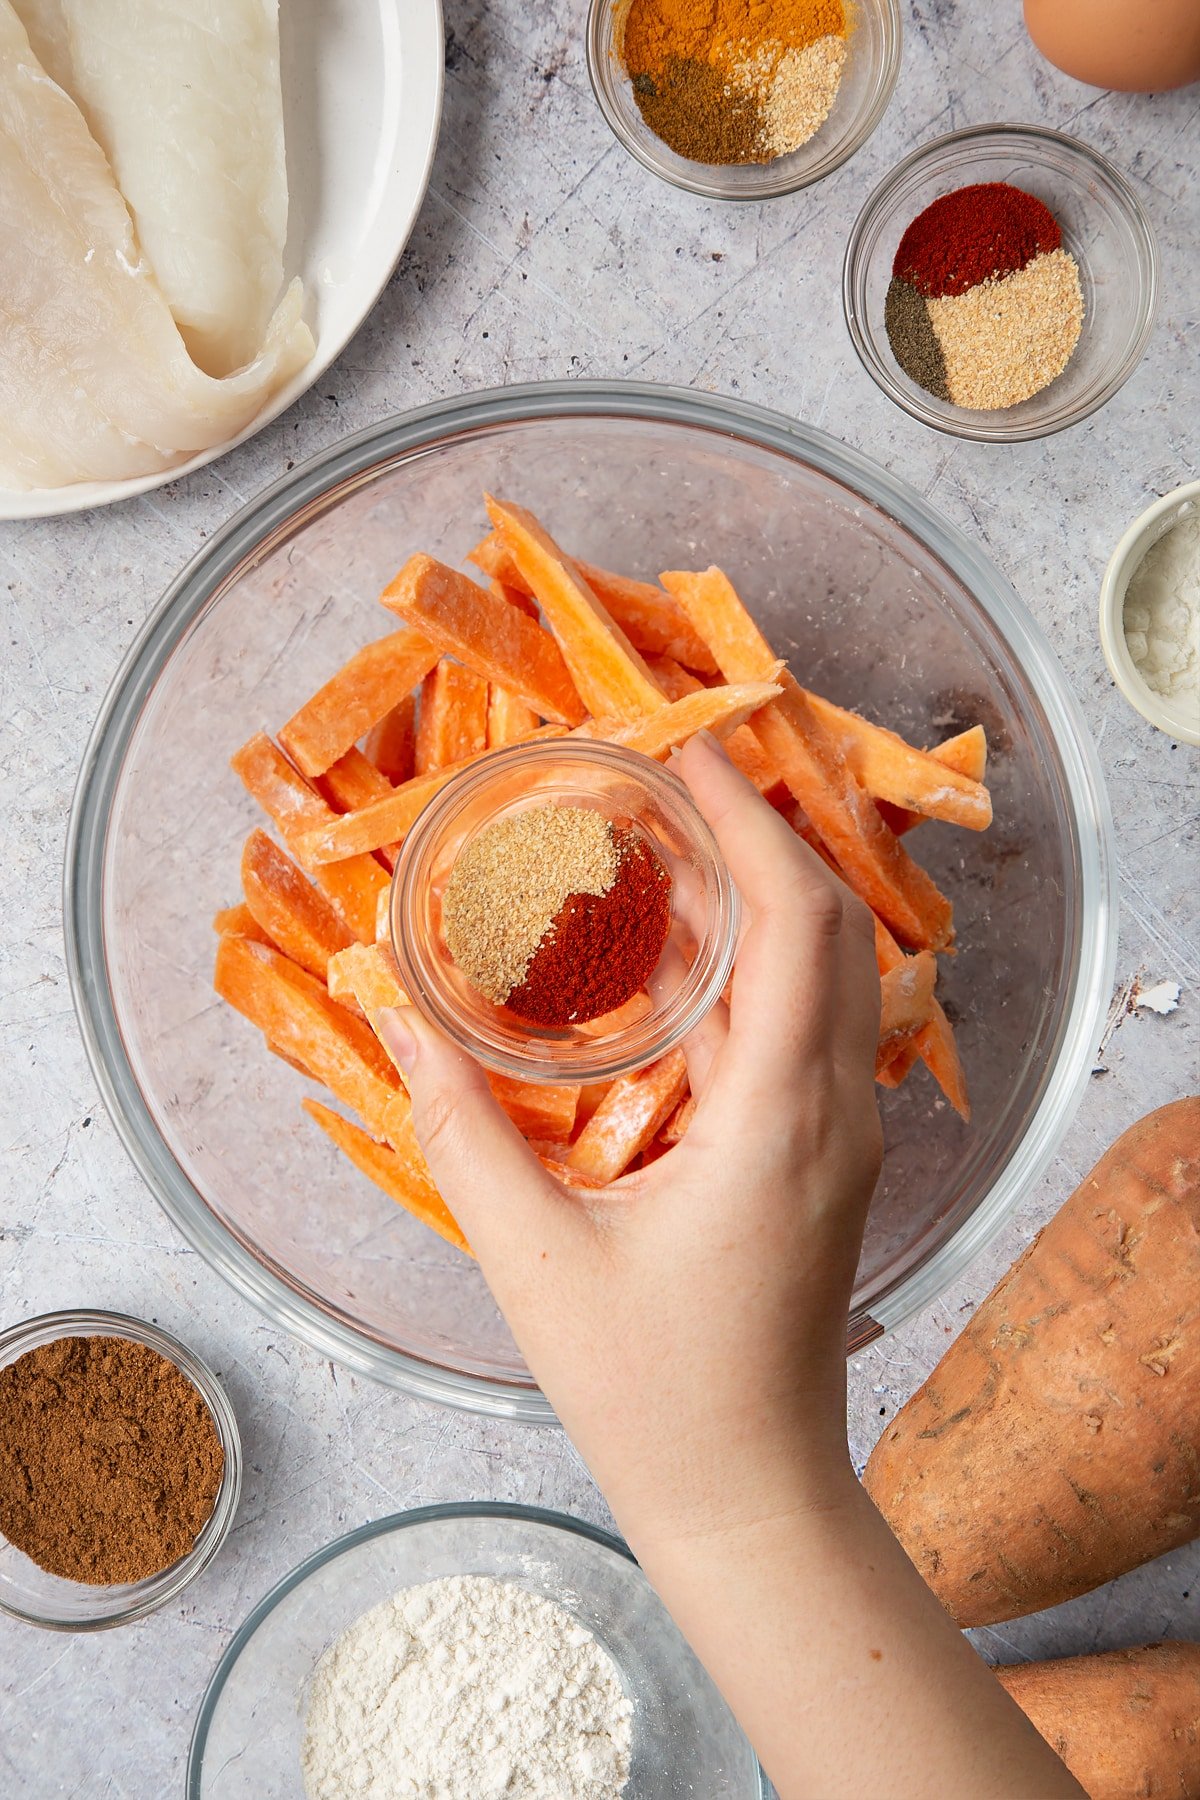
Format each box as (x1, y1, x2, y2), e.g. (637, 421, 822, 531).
(1024, 0, 1200, 91)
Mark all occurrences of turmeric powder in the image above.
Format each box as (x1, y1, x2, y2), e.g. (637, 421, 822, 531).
(620, 0, 848, 165)
(623, 0, 845, 73)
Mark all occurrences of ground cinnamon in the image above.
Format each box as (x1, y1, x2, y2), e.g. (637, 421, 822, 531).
(0, 1334, 224, 1585)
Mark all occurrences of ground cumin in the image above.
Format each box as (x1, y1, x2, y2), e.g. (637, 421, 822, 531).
(0, 1334, 225, 1585)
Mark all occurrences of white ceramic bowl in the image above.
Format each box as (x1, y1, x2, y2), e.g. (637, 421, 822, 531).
(1099, 481, 1200, 748)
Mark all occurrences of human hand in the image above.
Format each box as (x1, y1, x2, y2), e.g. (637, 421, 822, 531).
(377, 732, 883, 1550)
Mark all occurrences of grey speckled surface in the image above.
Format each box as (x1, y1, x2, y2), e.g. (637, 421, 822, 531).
(1, 2, 1198, 1794)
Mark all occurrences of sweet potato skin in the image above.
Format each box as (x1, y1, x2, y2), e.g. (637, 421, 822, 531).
(995, 1641, 1200, 1800)
(864, 1098, 1200, 1625)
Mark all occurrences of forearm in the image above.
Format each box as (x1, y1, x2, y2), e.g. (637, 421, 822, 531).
(627, 1473, 1086, 1800)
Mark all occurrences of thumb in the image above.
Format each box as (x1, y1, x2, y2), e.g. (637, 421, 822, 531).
(374, 1005, 565, 1261)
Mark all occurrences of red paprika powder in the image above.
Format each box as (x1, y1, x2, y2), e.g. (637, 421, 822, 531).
(893, 181, 1061, 298)
(508, 829, 671, 1027)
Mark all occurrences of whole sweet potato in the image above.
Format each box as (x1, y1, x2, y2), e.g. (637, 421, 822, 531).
(997, 1641, 1200, 1800)
(864, 1097, 1200, 1625)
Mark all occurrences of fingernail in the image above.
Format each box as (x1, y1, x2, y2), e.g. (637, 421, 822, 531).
(374, 1005, 417, 1071)
(696, 729, 730, 757)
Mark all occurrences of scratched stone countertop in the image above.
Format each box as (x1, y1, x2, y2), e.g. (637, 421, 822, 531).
(1, 3, 1197, 1795)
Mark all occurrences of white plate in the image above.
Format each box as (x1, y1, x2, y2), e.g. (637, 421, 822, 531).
(0, 0, 444, 521)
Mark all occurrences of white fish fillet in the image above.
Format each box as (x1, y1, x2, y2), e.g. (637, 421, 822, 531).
(0, 2, 313, 490)
(15, 0, 291, 376)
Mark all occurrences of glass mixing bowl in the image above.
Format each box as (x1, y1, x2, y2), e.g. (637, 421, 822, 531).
(64, 382, 1115, 1421)
(187, 1503, 765, 1798)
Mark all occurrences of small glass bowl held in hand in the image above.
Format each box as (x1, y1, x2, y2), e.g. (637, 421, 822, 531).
(392, 740, 739, 1085)
(586, 0, 901, 200)
(843, 124, 1158, 441)
(0, 1309, 241, 1631)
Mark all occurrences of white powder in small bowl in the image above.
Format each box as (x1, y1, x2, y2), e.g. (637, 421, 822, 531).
(1122, 509, 1200, 702)
(302, 1574, 633, 1800)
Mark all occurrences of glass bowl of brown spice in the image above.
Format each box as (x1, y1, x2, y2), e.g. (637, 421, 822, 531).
(391, 740, 740, 1086)
(0, 1309, 241, 1630)
(587, 0, 901, 199)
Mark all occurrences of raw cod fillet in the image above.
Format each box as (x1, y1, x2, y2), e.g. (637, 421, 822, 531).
(0, 1, 313, 491)
(15, 0, 291, 377)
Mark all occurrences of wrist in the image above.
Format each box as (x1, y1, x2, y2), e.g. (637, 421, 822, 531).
(605, 1409, 860, 1563)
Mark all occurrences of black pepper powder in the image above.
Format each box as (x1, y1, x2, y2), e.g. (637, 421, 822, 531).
(884, 278, 951, 402)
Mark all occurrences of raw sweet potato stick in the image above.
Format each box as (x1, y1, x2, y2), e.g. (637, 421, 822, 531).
(648, 655, 780, 793)
(660, 1091, 696, 1145)
(803, 693, 992, 830)
(468, 529, 719, 675)
(213, 933, 401, 1142)
(295, 725, 568, 864)
(304, 1097, 472, 1256)
(240, 829, 354, 980)
(487, 684, 540, 747)
(876, 952, 938, 1074)
(485, 496, 666, 720)
(577, 681, 782, 760)
(880, 725, 987, 836)
(314, 747, 400, 870)
(382, 553, 584, 726)
(363, 693, 416, 784)
(660, 567, 954, 950)
(414, 658, 489, 773)
(874, 917, 970, 1119)
(231, 733, 388, 943)
(212, 902, 272, 945)
(278, 630, 439, 777)
(567, 1049, 689, 1182)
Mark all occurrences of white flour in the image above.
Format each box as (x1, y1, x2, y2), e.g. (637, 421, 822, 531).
(1122, 510, 1200, 701)
(301, 1575, 633, 1800)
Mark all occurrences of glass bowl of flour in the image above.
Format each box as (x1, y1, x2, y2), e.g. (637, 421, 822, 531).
(187, 1502, 766, 1799)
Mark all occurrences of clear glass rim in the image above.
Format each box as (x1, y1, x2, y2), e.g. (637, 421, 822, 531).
(585, 0, 902, 200)
(62, 378, 1117, 1421)
(185, 1499, 770, 1800)
(0, 1308, 241, 1631)
(841, 121, 1160, 442)
(391, 739, 740, 1084)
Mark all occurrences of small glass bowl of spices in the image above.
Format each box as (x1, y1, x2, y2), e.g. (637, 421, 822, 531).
(391, 740, 739, 1084)
(0, 1309, 240, 1630)
(843, 123, 1158, 441)
(587, 0, 901, 199)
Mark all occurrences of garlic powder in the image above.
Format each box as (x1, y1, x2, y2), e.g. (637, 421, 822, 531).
(1122, 509, 1200, 702)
